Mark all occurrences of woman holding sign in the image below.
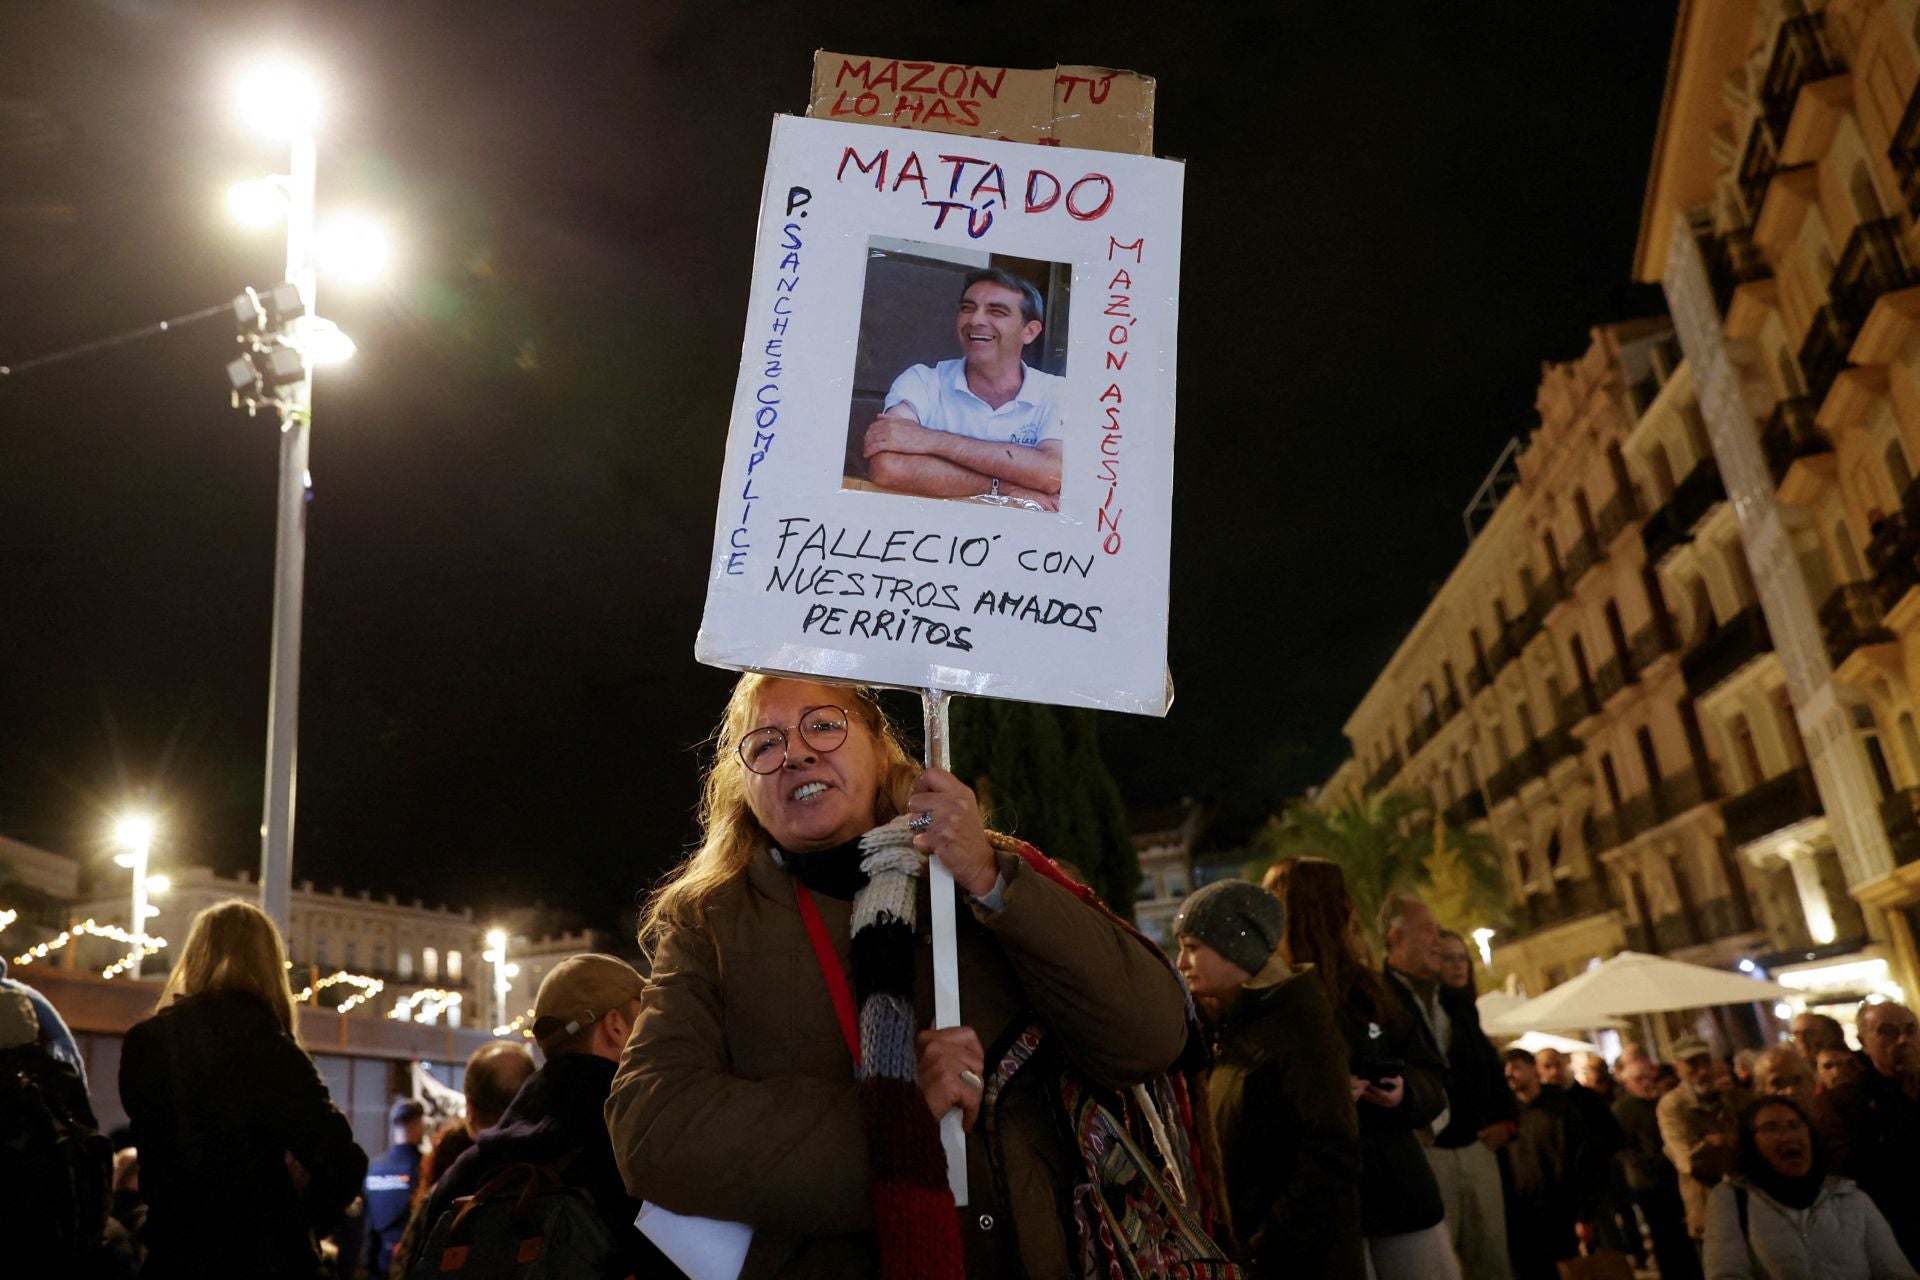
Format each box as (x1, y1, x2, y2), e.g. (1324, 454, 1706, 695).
(607, 674, 1218, 1280)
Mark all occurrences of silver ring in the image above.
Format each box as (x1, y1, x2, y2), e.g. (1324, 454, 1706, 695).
(959, 1069, 983, 1092)
(908, 810, 934, 833)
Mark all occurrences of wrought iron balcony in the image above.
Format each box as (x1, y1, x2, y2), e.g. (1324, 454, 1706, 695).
(1698, 222, 1773, 316)
(1628, 620, 1678, 671)
(1466, 657, 1494, 694)
(1562, 532, 1601, 587)
(1883, 788, 1920, 866)
(1656, 766, 1711, 818)
(1868, 512, 1920, 611)
(1643, 459, 1727, 563)
(1761, 395, 1831, 487)
(1819, 582, 1894, 668)
(1365, 751, 1403, 795)
(1615, 792, 1661, 844)
(1487, 632, 1515, 676)
(1682, 604, 1772, 696)
(1593, 655, 1628, 704)
(1541, 724, 1580, 770)
(1596, 487, 1639, 545)
(1724, 766, 1823, 846)
(1761, 12, 1845, 142)
(1831, 217, 1920, 335)
(1798, 304, 1852, 408)
(1558, 685, 1600, 729)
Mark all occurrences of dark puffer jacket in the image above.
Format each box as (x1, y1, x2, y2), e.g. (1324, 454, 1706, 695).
(119, 989, 366, 1280)
(1383, 965, 1516, 1147)
(1332, 982, 1448, 1238)
(1205, 955, 1365, 1279)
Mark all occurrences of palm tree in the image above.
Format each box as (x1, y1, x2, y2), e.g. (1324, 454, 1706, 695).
(1248, 789, 1505, 944)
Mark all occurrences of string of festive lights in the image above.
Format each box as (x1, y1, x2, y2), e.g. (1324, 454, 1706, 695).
(294, 969, 385, 1014)
(492, 1006, 538, 1039)
(0, 909, 17, 935)
(387, 987, 463, 1025)
(12, 918, 169, 978)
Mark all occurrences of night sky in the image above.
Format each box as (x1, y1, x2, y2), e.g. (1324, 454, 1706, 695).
(0, 2, 1677, 928)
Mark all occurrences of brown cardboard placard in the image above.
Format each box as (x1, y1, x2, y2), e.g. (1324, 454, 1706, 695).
(807, 52, 1155, 156)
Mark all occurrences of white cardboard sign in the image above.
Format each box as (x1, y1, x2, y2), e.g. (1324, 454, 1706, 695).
(696, 115, 1183, 715)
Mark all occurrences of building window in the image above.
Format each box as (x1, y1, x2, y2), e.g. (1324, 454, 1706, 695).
(423, 947, 438, 982)
(344, 942, 358, 969)
(372, 944, 386, 975)
(398, 950, 414, 981)
(448, 950, 463, 983)
(314, 939, 329, 968)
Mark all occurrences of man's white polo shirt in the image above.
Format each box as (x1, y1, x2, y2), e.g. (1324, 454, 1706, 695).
(883, 358, 1065, 447)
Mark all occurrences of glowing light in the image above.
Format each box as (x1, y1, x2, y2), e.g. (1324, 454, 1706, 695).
(235, 60, 321, 140)
(1470, 927, 1495, 969)
(388, 988, 462, 1025)
(314, 215, 391, 284)
(0, 909, 16, 935)
(295, 316, 356, 365)
(115, 815, 156, 849)
(1738, 959, 1756, 974)
(1775, 1002, 1795, 1019)
(294, 969, 385, 1014)
(227, 177, 289, 228)
(145, 874, 171, 895)
(1775, 957, 1891, 991)
(493, 1006, 538, 1040)
(13, 918, 167, 977)
(486, 929, 507, 951)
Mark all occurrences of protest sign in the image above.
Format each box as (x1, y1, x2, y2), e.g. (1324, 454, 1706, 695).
(695, 113, 1184, 716)
(807, 52, 1157, 154)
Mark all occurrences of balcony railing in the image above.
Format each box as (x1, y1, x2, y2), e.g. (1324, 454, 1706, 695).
(1487, 632, 1515, 676)
(1762, 13, 1846, 137)
(1466, 657, 1494, 694)
(1883, 788, 1920, 866)
(1541, 723, 1580, 769)
(1699, 222, 1773, 316)
(1519, 877, 1613, 933)
(1761, 395, 1831, 487)
(1819, 582, 1894, 668)
(1724, 766, 1823, 846)
(1558, 685, 1600, 729)
(1443, 790, 1489, 829)
(1656, 766, 1712, 818)
(1408, 709, 1443, 755)
(1562, 532, 1601, 587)
(1643, 459, 1728, 563)
(1831, 217, 1920, 335)
(1891, 78, 1920, 219)
(1799, 304, 1853, 408)
(1365, 751, 1403, 795)
(1628, 619, 1677, 671)
(1868, 511, 1920, 611)
(1596, 487, 1639, 545)
(1682, 604, 1773, 696)
(1593, 655, 1629, 704)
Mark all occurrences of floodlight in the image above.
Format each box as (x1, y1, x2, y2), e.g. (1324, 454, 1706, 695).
(486, 929, 507, 950)
(146, 874, 171, 895)
(116, 815, 156, 849)
(113, 853, 138, 869)
(315, 215, 391, 284)
(227, 176, 290, 228)
(297, 317, 356, 365)
(1774, 1001, 1794, 1019)
(235, 60, 321, 140)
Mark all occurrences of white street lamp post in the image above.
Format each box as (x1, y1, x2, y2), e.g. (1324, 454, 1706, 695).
(484, 929, 516, 1033)
(241, 66, 320, 930)
(114, 816, 157, 979)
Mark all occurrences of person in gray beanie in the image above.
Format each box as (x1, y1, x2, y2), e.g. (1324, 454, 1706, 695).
(1176, 880, 1365, 1279)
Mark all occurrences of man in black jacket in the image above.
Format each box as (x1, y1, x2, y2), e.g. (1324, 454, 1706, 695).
(1613, 1056, 1699, 1280)
(1381, 892, 1513, 1280)
(418, 954, 678, 1279)
(1812, 1000, 1920, 1265)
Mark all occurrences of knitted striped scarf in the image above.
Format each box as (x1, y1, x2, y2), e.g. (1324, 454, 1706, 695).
(852, 816, 965, 1280)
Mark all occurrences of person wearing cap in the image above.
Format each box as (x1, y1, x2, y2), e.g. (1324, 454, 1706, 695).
(1657, 1034, 1740, 1244)
(418, 953, 674, 1278)
(358, 1097, 425, 1276)
(1175, 879, 1363, 1279)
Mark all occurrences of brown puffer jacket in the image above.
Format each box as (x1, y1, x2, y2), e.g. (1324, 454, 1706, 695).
(606, 843, 1191, 1279)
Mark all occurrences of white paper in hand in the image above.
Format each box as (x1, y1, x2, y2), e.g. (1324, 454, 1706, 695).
(634, 1202, 753, 1280)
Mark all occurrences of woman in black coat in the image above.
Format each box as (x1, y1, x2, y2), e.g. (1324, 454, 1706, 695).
(119, 899, 367, 1279)
(1273, 859, 1460, 1280)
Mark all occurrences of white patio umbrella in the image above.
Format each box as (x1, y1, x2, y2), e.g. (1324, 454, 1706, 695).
(1508, 1030, 1601, 1055)
(1486, 950, 1789, 1036)
(1478, 988, 1628, 1038)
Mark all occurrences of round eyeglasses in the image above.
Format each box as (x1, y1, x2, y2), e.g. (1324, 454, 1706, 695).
(736, 705, 851, 774)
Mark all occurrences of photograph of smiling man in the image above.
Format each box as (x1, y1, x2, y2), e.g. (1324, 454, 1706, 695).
(841, 243, 1070, 511)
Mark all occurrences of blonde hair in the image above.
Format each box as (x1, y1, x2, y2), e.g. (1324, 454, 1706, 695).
(640, 674, 921, 950)
(156, 898, 301, 1042)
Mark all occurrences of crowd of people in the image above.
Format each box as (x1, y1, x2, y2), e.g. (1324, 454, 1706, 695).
(8, 674, 1920, 1280)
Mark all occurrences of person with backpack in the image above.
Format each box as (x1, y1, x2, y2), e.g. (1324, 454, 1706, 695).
(119, 899, 367, 1279)
(412, 953, 677, 1279)
(2, 957, 116, 1275)
(1701, 1095, 1915, 1280)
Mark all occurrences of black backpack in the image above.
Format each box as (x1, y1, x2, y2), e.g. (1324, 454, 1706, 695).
(0, 1044, 113, 1270)
(412, 1160, 627, 1280)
